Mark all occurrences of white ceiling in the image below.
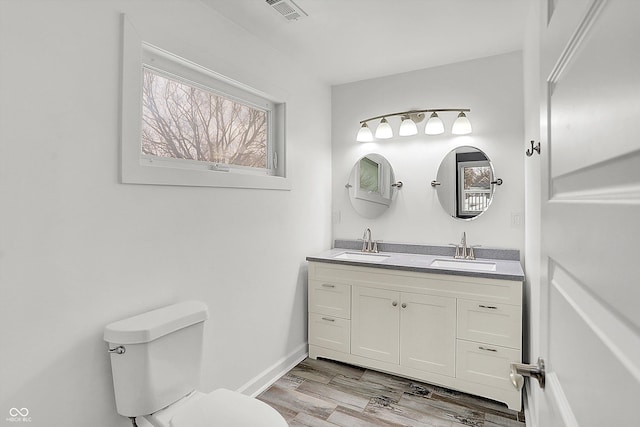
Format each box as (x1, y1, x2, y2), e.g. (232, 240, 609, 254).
(200, 0, 531, 85)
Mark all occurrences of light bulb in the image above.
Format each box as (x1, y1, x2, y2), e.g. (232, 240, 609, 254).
(398, 116, 418, 136)
(375, 117, 393, 139)
(424, 112, 445, 135)
(356, 122, 373, 142)
(452, 112, 472, 135)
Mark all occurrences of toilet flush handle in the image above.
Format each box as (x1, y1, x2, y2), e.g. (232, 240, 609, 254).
(108, 345, 126, 355)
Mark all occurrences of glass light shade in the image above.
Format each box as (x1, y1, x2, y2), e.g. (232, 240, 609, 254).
(451, 112, 472, 135)
(375, 118, 393, 139)
(424, 112, 445, 135)
(398, 117, 418, 136)
(356, 122, 374, 142)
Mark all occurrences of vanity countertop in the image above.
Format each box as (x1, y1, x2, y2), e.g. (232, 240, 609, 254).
(306, 247, 525, 282)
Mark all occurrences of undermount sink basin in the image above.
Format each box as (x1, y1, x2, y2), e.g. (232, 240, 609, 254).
(429, 258, 497, 272)
(333, 252, 390, 262)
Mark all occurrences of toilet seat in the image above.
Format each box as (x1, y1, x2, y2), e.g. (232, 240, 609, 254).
(145, 389, 288, 427)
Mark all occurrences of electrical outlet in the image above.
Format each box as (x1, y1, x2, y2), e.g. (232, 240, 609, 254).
(511, 212, 523, 228)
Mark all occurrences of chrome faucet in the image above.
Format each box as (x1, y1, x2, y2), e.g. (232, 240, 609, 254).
(458, 232, 468, 259)
(452, 232, 477, 260)
(361, 228, 378, 253)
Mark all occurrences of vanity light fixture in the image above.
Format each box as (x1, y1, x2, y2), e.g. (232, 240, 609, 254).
(356, 122, 374, 142)
(424, 112, 445, 135)
(374, 117, 393, 139)
(356, 109, 471, 141)
(398, 116, 418, 136)
(451, 111, 473, 135)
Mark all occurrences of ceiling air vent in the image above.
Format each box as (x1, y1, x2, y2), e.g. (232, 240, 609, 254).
(265, 0, 308, 21)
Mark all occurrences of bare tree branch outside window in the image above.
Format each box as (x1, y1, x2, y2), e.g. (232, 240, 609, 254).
(141, 69, 268, 169)
(463, 166, 491, 190)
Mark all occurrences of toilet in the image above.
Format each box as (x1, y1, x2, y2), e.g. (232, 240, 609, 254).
(104, 301, 288, 427)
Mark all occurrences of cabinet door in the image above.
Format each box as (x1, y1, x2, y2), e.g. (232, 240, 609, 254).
(400, 292, 456, 377)
(351, 286, 399, 364)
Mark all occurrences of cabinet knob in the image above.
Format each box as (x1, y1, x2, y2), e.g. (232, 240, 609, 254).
(401, 303, 407, 308)
(392, 301, 398, 307)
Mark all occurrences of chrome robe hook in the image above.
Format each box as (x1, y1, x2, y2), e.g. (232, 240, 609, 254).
(526, 140, 541, 156)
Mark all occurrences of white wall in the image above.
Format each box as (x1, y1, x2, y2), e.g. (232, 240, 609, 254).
(0, 1, 331, 426)
(332, 52, 525, 252)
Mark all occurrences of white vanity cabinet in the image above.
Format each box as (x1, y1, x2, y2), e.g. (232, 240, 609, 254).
(308, 261, 523, 410)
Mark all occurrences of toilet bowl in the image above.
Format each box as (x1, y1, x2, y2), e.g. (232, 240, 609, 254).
(104, 301, 288, 427)
(145, 389, 287, 427)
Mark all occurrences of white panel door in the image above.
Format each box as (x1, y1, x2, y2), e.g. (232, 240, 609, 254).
(534, 0, 640, 425)
(351, 286, 400, 364)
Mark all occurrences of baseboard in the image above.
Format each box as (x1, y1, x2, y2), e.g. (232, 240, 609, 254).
(236, 342, 308, 397)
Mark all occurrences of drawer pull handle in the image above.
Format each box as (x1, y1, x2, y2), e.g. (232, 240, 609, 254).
(479, 346, 498, 352)
(321, 317, 335, 322)
(401, 303, 407, 308)
(478, 304, 498, 310)
(321, 284, 336, 288)
(392, 301, 398, 307)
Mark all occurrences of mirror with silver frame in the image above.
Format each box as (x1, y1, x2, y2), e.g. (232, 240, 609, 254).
(346, 153, 401, 219)
(432, 146, 501, 220)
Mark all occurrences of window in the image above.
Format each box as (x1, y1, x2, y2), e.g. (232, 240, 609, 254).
(141, 68, 271, 173)
(457, 161, 492, 216)
(358, 156, 380, 193)
(120, 16, 288, 189)
(354, 155, 392, 207)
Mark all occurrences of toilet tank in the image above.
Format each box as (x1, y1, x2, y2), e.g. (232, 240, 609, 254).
(104, 301, 209, 417)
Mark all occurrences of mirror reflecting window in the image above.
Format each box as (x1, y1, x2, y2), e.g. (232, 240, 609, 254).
(434, 146, 496, 220)
(347, 153, 397, 218)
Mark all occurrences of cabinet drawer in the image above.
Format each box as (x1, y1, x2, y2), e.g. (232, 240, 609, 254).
(309, 281, 351, 319)
(456, 339, 521, 390)
(309, 313, 350, 353)
(457, 299, 521, 349)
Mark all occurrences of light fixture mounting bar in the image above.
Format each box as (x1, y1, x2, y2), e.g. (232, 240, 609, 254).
(359, 108, 470, 124)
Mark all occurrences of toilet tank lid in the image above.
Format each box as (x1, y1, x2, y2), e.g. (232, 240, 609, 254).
(104, 301, 209, 344)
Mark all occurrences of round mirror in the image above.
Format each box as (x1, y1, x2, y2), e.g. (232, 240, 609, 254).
(347, 153, 399, 218)
(433, 146, 497, 220)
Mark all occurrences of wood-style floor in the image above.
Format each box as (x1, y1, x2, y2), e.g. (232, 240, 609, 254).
(257, 357, 525, 427)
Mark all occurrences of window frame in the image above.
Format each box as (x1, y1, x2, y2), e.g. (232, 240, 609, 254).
(456, 160, 492, 216)
(120, 16, 289, 190)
